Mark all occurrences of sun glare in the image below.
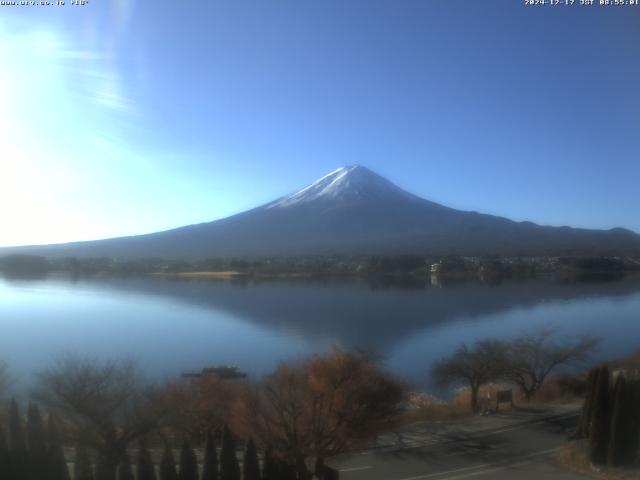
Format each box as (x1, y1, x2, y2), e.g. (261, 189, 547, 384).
(0, 17, 142, 247)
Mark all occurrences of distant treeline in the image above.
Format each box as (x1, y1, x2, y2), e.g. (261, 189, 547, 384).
(1, 253, 639, 279)
(0, 254, 49, 277)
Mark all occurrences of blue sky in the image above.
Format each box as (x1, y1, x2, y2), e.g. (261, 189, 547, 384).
(1, 0, 639, 246)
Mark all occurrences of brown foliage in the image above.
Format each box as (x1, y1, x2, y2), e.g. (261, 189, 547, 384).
(152, 374, 242, 442)
(232, 350, 405, 469)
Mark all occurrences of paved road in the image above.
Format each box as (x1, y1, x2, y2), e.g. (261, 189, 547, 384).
(329, 408, 590, 480)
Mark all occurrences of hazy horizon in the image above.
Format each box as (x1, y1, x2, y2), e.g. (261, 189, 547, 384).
(2, 1, 639, 247)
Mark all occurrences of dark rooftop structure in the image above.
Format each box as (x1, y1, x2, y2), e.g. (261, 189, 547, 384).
(182, 365, 247, 380)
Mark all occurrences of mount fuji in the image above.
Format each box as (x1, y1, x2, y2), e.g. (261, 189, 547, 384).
(5, 166, 640, 259)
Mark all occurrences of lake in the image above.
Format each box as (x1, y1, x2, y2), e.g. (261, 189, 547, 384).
(2, 274, 640, 394)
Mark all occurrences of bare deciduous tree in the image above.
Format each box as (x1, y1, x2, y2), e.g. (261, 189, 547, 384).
(34, 355, 157, 480)
(233, 350, 405, 478)
(431, 340, 506, 412)
(502, 330, 599, 399)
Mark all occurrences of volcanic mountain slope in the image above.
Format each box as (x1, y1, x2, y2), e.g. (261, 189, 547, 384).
(5, 165, 640, 259)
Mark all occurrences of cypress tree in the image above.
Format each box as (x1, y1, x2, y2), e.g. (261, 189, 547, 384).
(179, 440, 198, 480)
(315, 457, 339, 480)
(623, 379, 640, 466)
(261, 448, 278, 480)
(117, 453, 135, 480)
(589, 365, 611, 465)
(323, 466, 340, 480)
(607, 374, 628, 466)
(27, 404, 46, 454)
(201, 431, 218, 480)
(578, 367, 599, 438)
(75, 446, 95, 480)
(27, 403, 47, 479)
(160, 445, 179, 480)
(137, 439, 157, 480)
(9, 399, 26, 453)
(220, 426, 240, 480)
(0, 424, 9, 480)
(314, 456, 325, 479)
(277, 460, 296, 480)
(47, 414, 71, 480)
(9, 398, 28, 480)
(242, 439, 261, 480)
(95, 451, 119, 480)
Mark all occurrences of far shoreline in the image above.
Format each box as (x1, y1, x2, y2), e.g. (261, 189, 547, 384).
(151, 270, 316, 279)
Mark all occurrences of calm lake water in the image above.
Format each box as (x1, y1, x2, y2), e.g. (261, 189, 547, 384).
(2, 274, 640, 393)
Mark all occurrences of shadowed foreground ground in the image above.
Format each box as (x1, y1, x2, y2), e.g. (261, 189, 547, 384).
(330, 405, 590, 480)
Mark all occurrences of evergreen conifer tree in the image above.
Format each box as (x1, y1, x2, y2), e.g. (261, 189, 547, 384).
(623, 379, 640, 466)
(220, 426, 240, 480)
(117, 453, 135, 480)
(323, 466, 340, 480)
(47, 414, 71, 480)
(261, 448, 278, 480)
(607, 374, 628, 466)
(242, 439, 261, 480)
(588, 365, 611, 465)
(95, 451, 119, 480)
(201, 431, 218, 480)
(578, 367, 599, 438)
(315, 457, 340, 480)
(160, 445, 179, 480)
(179, 440, 198, 480)
(0, 424, 9, 480)
(27, 404, 46, 453)
(277, 460, 296, 480)
(27, 403, 47, 479)
(9, 399, 26, 453)
(9, 398, 28, 480)
(137, 439, 157, 480)
(314, 456, 325, 479)
(75, 446, 95, 480)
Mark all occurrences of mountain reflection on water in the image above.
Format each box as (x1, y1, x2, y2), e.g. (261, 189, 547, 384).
(1, 273, 640, 393)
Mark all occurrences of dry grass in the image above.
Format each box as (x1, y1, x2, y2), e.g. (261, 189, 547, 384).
(405, 377, 585, 424)
(526, 374, 588, 406)
(556, 444, 640, 480)
(556, 443, 597, 477)
(611, 349, 640, 374)
(405, 383, 520, 423)
(403, 393, 468, 423)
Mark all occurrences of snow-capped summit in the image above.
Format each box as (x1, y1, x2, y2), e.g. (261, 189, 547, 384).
(267, 165, 416, 208)
(4, 165, 640, 258)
